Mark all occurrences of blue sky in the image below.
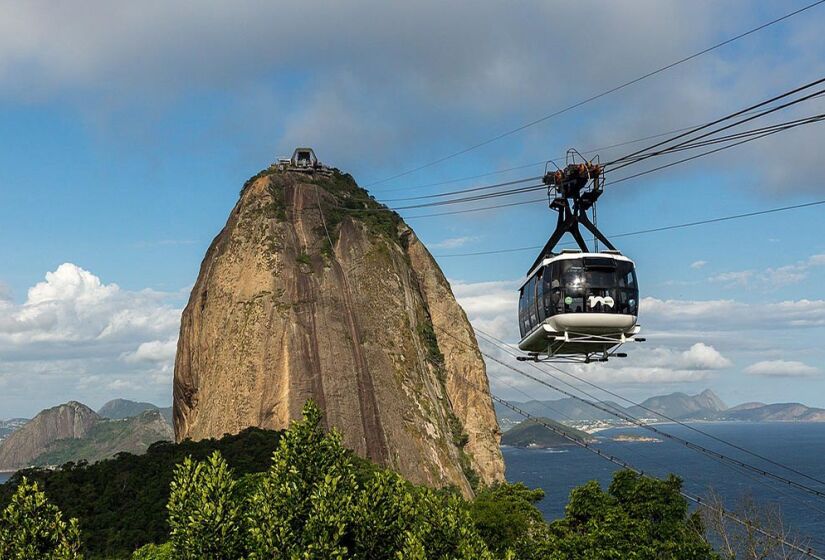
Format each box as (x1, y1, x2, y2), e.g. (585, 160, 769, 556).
(0, 0, 824, 418)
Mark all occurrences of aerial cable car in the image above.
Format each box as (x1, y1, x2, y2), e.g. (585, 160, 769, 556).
(517, 150, 644, 363)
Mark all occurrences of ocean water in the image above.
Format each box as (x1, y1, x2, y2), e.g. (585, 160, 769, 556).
(503, 422, 825, 552)
(0, 472, 10, 484)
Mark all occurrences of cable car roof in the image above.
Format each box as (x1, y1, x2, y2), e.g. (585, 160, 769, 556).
(520, 250, 635, 290)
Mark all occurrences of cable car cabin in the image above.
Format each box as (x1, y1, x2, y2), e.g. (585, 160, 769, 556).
(518, 250, 640, 360)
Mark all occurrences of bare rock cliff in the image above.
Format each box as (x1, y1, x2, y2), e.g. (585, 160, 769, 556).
(0, 401, 99, 470)
(174, 168, 504, 494)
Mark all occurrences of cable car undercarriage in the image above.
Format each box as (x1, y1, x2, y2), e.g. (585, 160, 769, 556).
(517, 151, 644, 363)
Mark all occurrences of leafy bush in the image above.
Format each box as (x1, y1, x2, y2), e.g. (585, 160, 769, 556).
(0, 477, 83, 559)
(0, 427, 282, 559)
(130, 542, 173, 559)
(164, 401, 500, 559)
(167, 452, 245, 559)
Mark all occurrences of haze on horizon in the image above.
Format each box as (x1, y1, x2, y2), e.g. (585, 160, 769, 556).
(1, 0, 824, 418)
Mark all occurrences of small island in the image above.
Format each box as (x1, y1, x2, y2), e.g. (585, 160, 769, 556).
(501, 417, 595, 449)
(611, 434, 662, 443)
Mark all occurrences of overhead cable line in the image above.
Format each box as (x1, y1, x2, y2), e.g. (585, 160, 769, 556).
(606, 113, 825, 187)
(488, 396, 824, 559)
(387, 183, 546, 210)
(370, 104, 799, 195)
(364, 0, 825, 187)
(387, 112, 825, 206)
(605, 77, 825, 170)
(343, 108, 825, 218)
(437, 335, 824, 559)
(611, 113, 825, 167)
(381, 176, 543, 202)
(430, 199, 825, 256)
(463, 329, 825, 502)
(476, 326, 825, 490)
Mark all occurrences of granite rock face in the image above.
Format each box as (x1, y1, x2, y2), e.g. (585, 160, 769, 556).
(173, 169, 504, 494)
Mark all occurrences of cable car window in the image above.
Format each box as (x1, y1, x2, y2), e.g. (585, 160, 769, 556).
(543, 261, 561, 317)
(518, 286, 528, 336)
(527, 276, 538, 329)
(536, 268, 547, 322)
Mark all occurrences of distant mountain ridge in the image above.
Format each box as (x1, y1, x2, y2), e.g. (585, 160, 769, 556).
(0, 400, 173, 471)
(627, 389, 727, 420)
(98, 399, 173, 426)
(495, 389, 825, 429)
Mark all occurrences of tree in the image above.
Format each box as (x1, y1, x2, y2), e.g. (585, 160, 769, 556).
(471, 482, 556, 559)
(246, 400, 357, 558)
(131, 541, 174, 559)
(167, 451, 246, 559)
(701, 489, 813, 560)
(0, 477, 83, 560)
(550, 470, 718, 560)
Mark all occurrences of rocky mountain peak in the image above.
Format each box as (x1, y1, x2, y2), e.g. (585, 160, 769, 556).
(173, 166, 504, 495)
(0, 400, 100, 470)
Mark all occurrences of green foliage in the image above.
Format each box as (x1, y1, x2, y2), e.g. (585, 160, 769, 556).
(417, 321, 445, 368)
(471, 482, 553, 559)
(0, 477, 83, 560)
(157, 401, 499, 559)
(130, 542, 173, 559)
(295, 252, 312, 265)
(500, 417, 592, 449)
(0, 427, 282, 559)
(246, 401, 357, 558)
(549, 470, 717, 560)
(167, 452, 245, 559)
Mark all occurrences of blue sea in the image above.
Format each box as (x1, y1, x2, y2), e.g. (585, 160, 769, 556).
(503, 422, 825, 552)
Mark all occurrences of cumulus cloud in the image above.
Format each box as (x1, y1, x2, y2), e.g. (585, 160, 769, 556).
(0, 264, 182, 416)
(744, 360, 820, 378)
(690, 260, 708, 269)
(122, 338, 178, 364)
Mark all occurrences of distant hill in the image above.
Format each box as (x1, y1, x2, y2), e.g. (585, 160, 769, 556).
(0, 401, 173, 471)
(496, 388, 825, 428)
(722, 403, 825, 422)
(97, 398, 173, 426)
(501, 417, 593, 448)
(33, 410, 174, 467)
(97, 399, 159, 419)
(627, 389, 727, 420)
(495, 398, 625, 429)
(0, 401, 99, 470)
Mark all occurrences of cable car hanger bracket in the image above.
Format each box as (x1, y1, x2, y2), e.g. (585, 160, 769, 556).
(529, 150, 616, 272)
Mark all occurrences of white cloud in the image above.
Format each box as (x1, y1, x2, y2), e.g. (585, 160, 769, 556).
(122, 338, 178, 364)
(0, 1, 821, 192)
(641, 297, 825, 330)
(709, 253, 825, 290)
(744, 360, 820, 378)
(429, 236, 479, 250)
(0, 264, 182, 416)
(690, 260, 708, 269)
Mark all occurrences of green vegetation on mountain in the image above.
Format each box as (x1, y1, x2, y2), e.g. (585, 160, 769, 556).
(97, 400, 160, 420)
(32, 411, 172, 467)
(0, 427, 282, 559)
(501, 417, 593, 448)
(1, 402, 719, 559)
